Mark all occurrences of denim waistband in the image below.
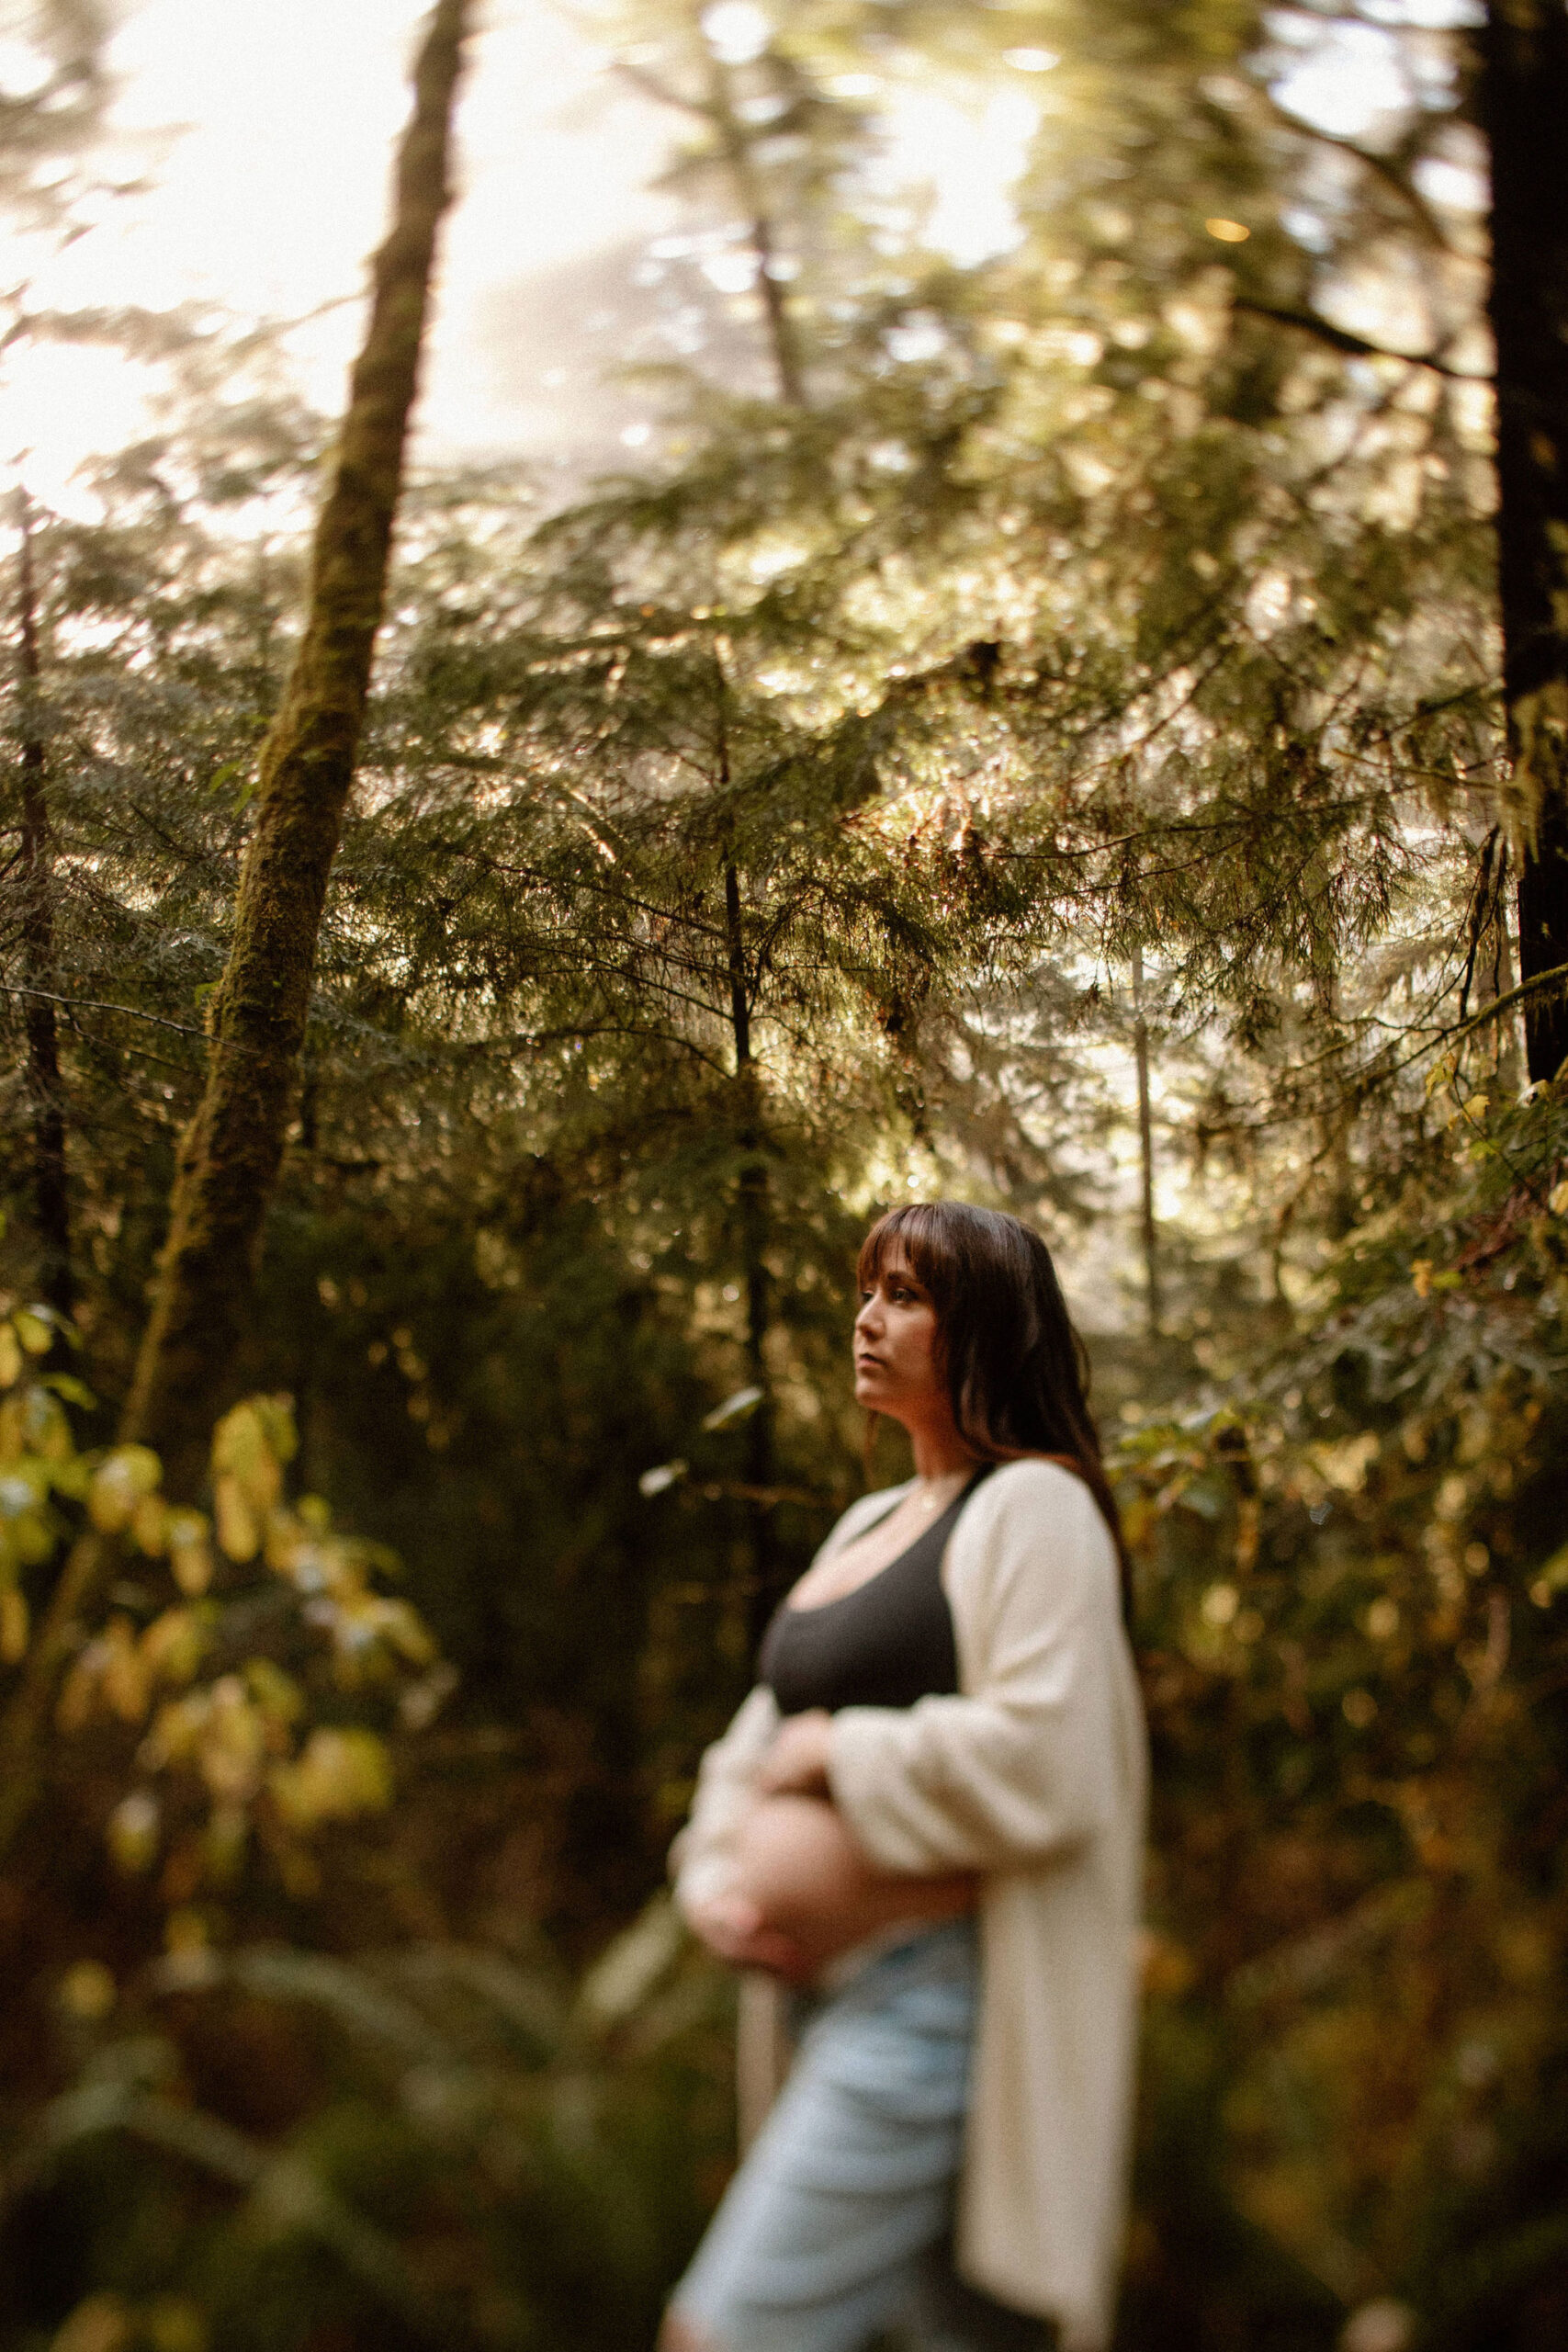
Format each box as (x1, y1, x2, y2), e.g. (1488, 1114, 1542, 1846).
(805, 1914, 978, 2015)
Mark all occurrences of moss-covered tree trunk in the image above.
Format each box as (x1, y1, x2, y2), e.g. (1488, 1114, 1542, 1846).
(121, 0, 472, 1482)
(1480, 0, 1568, 1082)
(0, 0, 472, 1861)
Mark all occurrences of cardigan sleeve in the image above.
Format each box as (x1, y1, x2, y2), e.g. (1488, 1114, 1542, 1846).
(826, 1464, 1127, 1876)
(668, 1682, 782, 1920)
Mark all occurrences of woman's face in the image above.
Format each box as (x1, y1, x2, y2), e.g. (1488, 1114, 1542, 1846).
(853, 1247, 945, 1427)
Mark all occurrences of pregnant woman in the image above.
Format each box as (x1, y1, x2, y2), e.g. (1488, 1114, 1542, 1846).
(664, 1203, 1147, 2352)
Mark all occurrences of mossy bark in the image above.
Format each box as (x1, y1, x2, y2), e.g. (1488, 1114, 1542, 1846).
(1480, 1, 1568, 1082)
(121, 0, 472, 1482)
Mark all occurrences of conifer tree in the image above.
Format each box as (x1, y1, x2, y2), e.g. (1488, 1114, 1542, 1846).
(1477, 0, 1568, 1080)
(1, 0, 113, 1326)
(10, 492, 71, 1320)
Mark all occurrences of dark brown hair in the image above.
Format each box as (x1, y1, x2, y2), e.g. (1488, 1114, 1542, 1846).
(858, 1202, 1132, 1626)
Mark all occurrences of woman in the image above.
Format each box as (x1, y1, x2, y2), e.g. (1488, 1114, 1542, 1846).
(665, 1204, 1147, 2352)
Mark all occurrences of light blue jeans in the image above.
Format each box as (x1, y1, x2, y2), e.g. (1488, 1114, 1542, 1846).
(672, 1920, 1048, 2352)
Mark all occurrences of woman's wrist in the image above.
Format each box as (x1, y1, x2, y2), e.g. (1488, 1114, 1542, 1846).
(755, 1707, 834, 1797)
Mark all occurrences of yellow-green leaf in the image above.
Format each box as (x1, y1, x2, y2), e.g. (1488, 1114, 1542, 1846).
(0, 1584, 27, 1663)
(58, 1960, 117, 2021)
(107, 1790, 161, 1874)
(88, 1447, 163, 1534)
(268, 1726, 391, 1829)
(210, 1398, 288, 1516)
(243, 1657, 304, 1727)
(13, 1309, 51, 1355)
(140, 1607, 208, 1685)
(131, 1492, 170, 1557)
(214, 1473, 259, 1564)
(100, 1615, 152, 1724)
(168, 1510, 213, 1598)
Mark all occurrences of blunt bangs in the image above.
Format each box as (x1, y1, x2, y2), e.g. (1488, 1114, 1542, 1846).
(855, 1204, 953, 1303)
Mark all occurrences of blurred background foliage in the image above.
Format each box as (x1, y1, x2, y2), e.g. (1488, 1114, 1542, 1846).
(1, 1, 1565, 2347)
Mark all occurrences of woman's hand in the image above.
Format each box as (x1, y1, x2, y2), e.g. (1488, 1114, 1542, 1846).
(756, 1708, 834, 1798)
(683, 1891, 816, 1982)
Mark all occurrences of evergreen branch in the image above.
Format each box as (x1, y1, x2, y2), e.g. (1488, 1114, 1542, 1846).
(1258, 88, 1453, 252)
(1201, 961, 1568, 1141)
(0, 980, 206, 1036)
(1235, 300, 1488, 380)
(495, 1021, 734, 1076)
(457, 850, 727, 941)
(1436, 959, 1568, 1055)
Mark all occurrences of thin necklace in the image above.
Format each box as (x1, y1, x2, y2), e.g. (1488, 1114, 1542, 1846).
(913, 1470, 963, 1510)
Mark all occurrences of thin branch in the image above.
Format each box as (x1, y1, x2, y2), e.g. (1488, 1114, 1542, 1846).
(612, 57, 707, 121)
(1235, 299, 1489, 381)
(0, 981, 206, 1037)
(1438, 959, 1568, 1054)
(1259, 86, 1453, 252)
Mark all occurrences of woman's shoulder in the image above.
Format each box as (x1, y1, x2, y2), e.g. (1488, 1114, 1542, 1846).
(958, 1457, 1116, 1567)
(974, 1455, 1101, 1510)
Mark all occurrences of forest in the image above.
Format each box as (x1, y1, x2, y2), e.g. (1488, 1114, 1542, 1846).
(1, 1, 1565, 2347)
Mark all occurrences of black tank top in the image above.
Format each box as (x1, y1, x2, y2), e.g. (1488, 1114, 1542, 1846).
(759, 1471, 993, 1715)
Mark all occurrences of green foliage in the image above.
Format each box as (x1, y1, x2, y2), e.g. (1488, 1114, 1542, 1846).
(0, 1323, 440, 1914)
(1, 0, 1566, 2346)
(9, 1896, 736, 2352)
(1118, 1084, 1568, 2335)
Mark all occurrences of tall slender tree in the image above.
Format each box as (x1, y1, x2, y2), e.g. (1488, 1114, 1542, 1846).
(0, 0, 475, 1859)
(11, 492, 72, 1319)
(1477, 0, 1568, 1081)
(121, 0, 473, 1485)
(1131, 943, 1159, 1339)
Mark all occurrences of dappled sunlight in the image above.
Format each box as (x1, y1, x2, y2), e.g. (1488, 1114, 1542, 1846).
(1, 2, 1565, 2348)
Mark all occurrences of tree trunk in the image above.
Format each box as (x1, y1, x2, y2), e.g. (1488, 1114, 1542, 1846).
(13, 493, 72, 1320)
(1132, 945, 1160, 1338)
(723, 852, 778, 1643)
(121, 0, 471, 1483)
(698, 18, 806, 407)
(1480, 0, 1568, 1083)
(0, 0, 471, 1866)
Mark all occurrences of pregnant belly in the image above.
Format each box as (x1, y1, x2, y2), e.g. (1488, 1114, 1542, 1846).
(729, 1793, 977, 1973)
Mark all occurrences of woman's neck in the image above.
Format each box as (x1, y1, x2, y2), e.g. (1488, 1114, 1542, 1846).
(907, 1421, 980, 1483)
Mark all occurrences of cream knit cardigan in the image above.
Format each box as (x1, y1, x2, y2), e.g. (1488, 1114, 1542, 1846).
(671, 1458, 1148, 2352)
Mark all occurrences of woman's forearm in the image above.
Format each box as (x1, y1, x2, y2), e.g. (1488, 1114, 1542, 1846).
(727, 1792, 976, 1972)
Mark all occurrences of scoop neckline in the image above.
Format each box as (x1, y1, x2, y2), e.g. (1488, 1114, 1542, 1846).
(782, 1473, 981, 1618)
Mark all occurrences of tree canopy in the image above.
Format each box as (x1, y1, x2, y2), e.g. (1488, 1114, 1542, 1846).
(0, 5, 1564, 2349)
